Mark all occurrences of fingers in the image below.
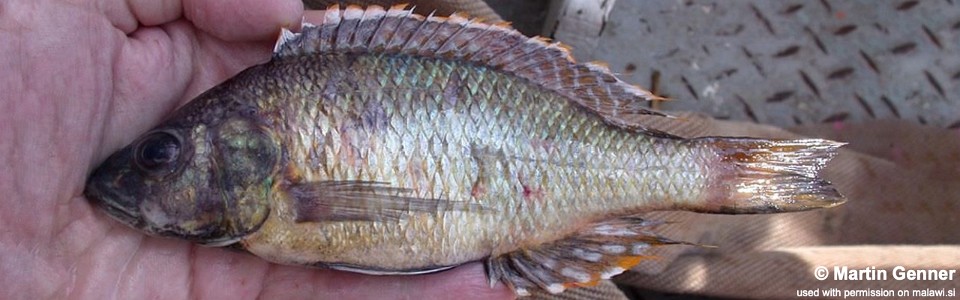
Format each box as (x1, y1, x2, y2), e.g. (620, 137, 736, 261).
(126, 0, 184, 27)
(97, 0, 186, 34)
(258, 262, 515, 299)
(101, 0, 303, 42)
(101, 0, 302, 157)
(99, 22, 193, 157)
(190, 247, 271, 298)
(102, 20, 271, 157)
(183, 0, 303, 42)
(393, 263, 516, 299)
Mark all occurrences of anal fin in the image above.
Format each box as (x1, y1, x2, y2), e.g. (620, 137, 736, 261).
(486, 217, 690, 296)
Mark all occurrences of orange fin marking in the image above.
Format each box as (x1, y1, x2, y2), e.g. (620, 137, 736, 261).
(615, 256, 645, 269)
(484, 217, 692, 295)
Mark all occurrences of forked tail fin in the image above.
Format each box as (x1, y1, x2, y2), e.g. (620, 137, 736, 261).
(688, 137, 846, 214)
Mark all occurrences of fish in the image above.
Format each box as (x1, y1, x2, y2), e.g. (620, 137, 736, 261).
(83, 5, 845, 297)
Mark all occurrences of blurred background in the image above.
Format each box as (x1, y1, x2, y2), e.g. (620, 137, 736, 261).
(305, 1, 960, 299)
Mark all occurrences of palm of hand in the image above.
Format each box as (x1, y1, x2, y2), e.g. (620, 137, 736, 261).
(0, 1, 510, 298)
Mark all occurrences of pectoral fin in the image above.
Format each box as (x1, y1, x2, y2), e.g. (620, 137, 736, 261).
(289, 180, 489, 222)
(486, 217, 694, 296)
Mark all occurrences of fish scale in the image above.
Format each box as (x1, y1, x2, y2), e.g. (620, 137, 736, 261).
(248, 52, 716, 263)
(84, 5, 844, 297)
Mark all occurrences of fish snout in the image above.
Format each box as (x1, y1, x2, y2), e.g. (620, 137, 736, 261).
(85, 148, 146, 228)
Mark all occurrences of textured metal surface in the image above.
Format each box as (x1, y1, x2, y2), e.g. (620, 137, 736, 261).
(484, 0, 551, 36)
(577, 0, 960, 128)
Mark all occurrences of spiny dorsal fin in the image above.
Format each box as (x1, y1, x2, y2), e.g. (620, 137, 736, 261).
(274, 5, 672, 136)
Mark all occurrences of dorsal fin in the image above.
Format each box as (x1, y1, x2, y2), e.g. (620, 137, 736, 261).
(274, 5, 671, 135)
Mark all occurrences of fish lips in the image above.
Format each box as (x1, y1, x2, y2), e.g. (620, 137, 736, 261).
(84, 148, 147, 229)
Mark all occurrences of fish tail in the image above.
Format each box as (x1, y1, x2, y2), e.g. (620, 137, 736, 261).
(687, 137, 846, 214)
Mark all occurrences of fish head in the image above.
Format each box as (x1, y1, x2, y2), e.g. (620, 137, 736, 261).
(85, 109, 281, 246)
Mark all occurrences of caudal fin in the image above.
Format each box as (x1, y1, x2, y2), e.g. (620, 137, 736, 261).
(690, 137, 846, 214)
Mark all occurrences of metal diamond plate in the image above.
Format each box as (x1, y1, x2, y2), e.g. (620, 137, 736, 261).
(563, 0, 960, 128)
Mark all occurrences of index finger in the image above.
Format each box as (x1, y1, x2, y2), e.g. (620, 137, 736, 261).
(100, 0, 303, 41)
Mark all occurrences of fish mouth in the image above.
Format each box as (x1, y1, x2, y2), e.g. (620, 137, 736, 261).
(85, 149, 147, 230)
(84, 177, 144, 228)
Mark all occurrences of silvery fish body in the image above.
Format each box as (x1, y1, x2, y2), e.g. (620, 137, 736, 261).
(84, 5, 844, 296)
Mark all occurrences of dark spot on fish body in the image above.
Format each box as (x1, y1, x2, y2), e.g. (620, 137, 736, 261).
(442, 69, 463, 108)
(516, 172, 546, 202)
(471, 181, 486, 198)
(336, 121, 365, 170)
(521, 184, 545, 202)
(360, 100, 388, 132)
(316, 56, 355, 103)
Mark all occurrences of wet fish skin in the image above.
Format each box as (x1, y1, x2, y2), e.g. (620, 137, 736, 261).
(84, 5, 844, 296)
(242, 53, 711, 269)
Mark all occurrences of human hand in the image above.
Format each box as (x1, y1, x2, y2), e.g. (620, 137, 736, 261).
(0, 1, 512, 298)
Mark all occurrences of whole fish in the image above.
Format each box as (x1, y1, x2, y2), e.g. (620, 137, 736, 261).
(84, 5, 845, 296)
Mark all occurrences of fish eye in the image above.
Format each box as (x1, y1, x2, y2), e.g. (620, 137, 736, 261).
(135, 131, 182, 173)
